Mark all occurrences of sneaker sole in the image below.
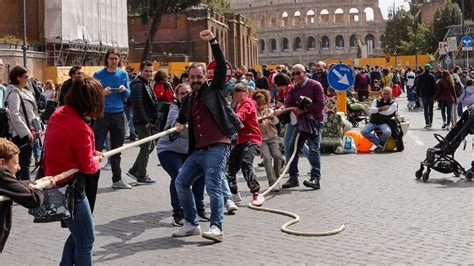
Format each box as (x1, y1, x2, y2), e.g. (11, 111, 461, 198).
(126, 172, 138, 181)
(202, 233, 223, 242)
(172, 230, 201, 237)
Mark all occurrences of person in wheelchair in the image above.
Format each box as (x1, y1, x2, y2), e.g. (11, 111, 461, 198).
(361, 87, 398, 152)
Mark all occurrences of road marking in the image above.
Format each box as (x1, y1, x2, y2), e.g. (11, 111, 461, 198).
(407, 131, 424, 146)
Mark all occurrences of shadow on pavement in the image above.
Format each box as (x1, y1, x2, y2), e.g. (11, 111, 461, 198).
(416, 178, 474, 188)
(94, 236, 204, 263)
(95, 210, 172, 243)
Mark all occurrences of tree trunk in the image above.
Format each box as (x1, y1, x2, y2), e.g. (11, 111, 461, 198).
(141, 13, 163, 62)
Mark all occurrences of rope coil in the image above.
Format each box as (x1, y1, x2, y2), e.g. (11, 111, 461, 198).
(249, 132, 346, 236)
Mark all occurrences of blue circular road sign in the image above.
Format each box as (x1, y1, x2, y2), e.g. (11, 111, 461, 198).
(461, 36, 473, 47)
(327, 64, 355, 91)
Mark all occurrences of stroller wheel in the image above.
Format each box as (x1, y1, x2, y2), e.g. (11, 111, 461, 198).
(415, 169, 423, 179)
(422, 171, 430, 182)
(466, 171, 473, 181)
(453, 169, 461, 177)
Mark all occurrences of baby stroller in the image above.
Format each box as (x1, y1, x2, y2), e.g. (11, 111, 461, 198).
(406, 87, 417, 111)
(347, 96, 368, 127)
(416, 110, 474, 182)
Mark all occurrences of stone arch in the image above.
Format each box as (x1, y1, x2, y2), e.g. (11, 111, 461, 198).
(282, 37, 289, 51)
(271, 38, 277, 52)
(335, 35, 344, 49)
(319, 9, 329, 23)
(365, 34, 375, 48)
(293, 11, 303, 26)
(307, 36, 316, 50)
(269, 16, 277, 28)
(321, 35, 330, 49)
(293, 37, 302, 51)
(364, 7, 374, 22)
(306, 10, 315, 24)
(349, 8, 359, 23)
(334, 8, 344, 24)
(350, 34, 358, 48)
(259, 39, 265, 52)
(281, 11, 289, 27)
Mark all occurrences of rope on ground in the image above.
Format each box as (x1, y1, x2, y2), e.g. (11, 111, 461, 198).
(0, 127, 177, 202)
(248, 132, 346, 236)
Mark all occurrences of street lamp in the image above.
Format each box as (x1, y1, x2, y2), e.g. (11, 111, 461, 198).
(22, 0, 27, 68)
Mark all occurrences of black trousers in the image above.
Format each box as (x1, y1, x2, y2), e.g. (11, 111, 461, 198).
(93, 112, 125, 182)
(227, 142, 260, 194)
(12, 135, 32, 180)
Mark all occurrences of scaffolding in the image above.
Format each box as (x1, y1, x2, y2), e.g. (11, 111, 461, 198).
(44, 0, 129, 66)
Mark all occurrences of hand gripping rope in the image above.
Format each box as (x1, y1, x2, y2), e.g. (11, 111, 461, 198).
(248, 132, 346, 236)
(0, 127, 178, 202)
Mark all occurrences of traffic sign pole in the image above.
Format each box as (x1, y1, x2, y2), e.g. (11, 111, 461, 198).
(327, 64, 355, 115)
(336, 91, 347, 114)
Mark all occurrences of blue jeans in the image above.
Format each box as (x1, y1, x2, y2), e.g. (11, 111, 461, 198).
(158, 151, 205, 216)
(283, 124, 309, 166)
(60, 196, 95, 266)
(457, 102, 463, 117)
(175, 144, 230, 229)
(440, 101, 453, 125)
(287, 122, 323, 181)
(124, 105, 135, 137)
(32, 139, 41, 161)
(422, 97, 434, 125)
(361, 122, 392, 146)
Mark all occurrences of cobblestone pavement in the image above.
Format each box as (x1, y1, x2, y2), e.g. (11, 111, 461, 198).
(1, 95, 473, 264)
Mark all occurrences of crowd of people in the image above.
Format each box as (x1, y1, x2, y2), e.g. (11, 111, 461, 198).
(1, 27, 474, 264)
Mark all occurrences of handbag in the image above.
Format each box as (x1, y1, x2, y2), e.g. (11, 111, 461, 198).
(28, 181, 75, 223)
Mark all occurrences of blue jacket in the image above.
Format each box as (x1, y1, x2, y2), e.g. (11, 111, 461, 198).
(94, 68, 130, 113)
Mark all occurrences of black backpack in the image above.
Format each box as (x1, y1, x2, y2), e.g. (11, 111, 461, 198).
(0, 89, 12, 139)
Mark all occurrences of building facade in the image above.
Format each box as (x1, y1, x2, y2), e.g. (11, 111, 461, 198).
(128, 4, 258, 68)
(228, 0, 385, 66)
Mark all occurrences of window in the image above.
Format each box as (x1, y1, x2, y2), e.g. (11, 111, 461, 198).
(365, 34, 375, 48)
(293, 11, 302, 26)
(271, 39, 277, 52)
(350, 34, 358, 48)
(334, 8, 344, 24)
(349, 8, 359, 23)
(321, 36, 329, 49)
(335, 35, 344, 49)
(259, 39, 265, 52)
(306, 10, 315, 24)
(282, 38, 289, 51)
(281, 12, 289, 27)
(307, 36, 316, 50)
(293, 37, 302, 51)
(364, 7, 374, 22)
(319, 9, 329, 23)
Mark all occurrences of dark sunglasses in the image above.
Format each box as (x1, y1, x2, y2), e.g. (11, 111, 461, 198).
(291, 71, 302, 76)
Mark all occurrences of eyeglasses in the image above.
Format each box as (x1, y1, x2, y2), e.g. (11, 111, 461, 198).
(189, 75, 204, 80)
(291, 71, 302, 76)
(178, 92, 189, 96)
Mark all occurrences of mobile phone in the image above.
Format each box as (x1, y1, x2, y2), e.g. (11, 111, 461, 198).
(110, 88, 120, 92)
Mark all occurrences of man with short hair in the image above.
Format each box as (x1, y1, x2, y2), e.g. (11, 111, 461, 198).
(279, 64, 325, 190)
(58, 66, 84, 106)
(417, 64, 437, 129)
(127, 61, 157, 184)
(361, 87, 398, 152)
(311, 61, 329, 96)
(172, 30, 243, 242)
(93, 48, 132, 189)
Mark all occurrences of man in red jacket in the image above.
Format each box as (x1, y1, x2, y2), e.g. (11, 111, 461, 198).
(226, 83, 265, 206)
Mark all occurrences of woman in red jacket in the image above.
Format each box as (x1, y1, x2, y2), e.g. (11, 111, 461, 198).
(43, 77, 104, 265)
(153, 70, 174, 103)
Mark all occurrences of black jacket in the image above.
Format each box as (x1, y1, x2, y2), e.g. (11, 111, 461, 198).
(177, 43, 243, 152)
(0, 167, 43, 252)
(130, 76, 158, 125)
(417, 71, 437, 98)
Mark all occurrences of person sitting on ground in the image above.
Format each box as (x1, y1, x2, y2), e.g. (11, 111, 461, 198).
(361, 87, 398, 152)
(0, 138, 43, 253)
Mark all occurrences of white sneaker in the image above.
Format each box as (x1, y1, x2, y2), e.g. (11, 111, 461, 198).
(201, 225, 223, 242)
(111, 180, 132, 189)
(251, 193, 265, 206)
(232, 192, 242, 203)
(172, 222, 201, 237)
(225, 199, 238, 214)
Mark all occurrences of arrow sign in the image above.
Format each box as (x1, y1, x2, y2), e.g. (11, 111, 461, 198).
(461, 36, 473, 47)
(331, 69, 350, 86)
(327, 64, 355, 91)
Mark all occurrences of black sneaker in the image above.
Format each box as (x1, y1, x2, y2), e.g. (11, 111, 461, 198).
(127, 134, 136, 141)
(282, 177, 299, 189)
(303, 179, 320, 190)
(172, 215, 184, 227)
(374, 145, 384, 153)
(136, 175, 156, 184)
(197, 209, 210, 222)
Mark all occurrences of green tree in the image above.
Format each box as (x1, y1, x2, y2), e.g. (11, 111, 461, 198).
(399, 23, 436, 55)
(432, 1, 462, 42)
(381, 9, 414, 55)
(453, 0, 473, 21)
(204, 0, 232, 13)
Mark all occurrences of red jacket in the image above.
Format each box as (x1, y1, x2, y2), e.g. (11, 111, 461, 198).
(235, 98, 262, 145)
(43, 105, 100, 186)
(153, 82, 174, 103)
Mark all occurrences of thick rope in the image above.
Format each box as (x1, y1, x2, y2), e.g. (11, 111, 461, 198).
(248, 132, 346, 236)
(0, 127, 177, 202)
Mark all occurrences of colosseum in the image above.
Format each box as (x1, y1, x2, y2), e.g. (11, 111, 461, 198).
(228, 0, 385, 66)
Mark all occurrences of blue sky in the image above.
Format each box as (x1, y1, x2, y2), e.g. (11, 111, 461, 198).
(379, 0, 410, 19)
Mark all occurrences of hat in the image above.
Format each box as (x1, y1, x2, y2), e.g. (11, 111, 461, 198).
(424, 64, 431, 69)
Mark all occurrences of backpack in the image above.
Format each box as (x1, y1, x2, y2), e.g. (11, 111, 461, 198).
(0, 90, 13, 139)
(455, 81, 463, 98)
